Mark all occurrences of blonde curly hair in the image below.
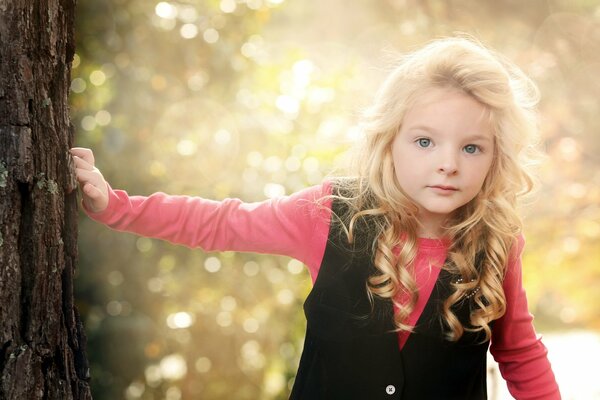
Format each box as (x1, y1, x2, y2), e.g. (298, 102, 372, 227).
(329, 36, 541, 341)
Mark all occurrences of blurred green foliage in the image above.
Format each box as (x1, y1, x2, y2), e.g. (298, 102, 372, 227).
(72, 1, 600, 399)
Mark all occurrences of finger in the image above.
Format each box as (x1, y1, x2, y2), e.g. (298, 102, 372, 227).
(69, 147, 95, 167)
(83, 183, 102, 199)
(74, 168, 103, 189)
(73, 155, 95, 171)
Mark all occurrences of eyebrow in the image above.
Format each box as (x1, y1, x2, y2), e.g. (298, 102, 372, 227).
(406, 125, 493, 142)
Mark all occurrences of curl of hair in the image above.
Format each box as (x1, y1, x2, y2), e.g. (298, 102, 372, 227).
(327, 36, 541, 341)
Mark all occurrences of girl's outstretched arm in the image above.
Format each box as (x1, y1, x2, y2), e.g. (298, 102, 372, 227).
(70, 147, 332, 278)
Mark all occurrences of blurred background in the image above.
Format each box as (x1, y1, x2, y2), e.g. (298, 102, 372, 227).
(71, 1, 600, 399)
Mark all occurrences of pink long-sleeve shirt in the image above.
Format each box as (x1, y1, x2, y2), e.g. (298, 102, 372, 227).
(83, 180, 560, 399)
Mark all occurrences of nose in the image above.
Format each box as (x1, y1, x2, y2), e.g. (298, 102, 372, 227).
(437, 151, 458, 175)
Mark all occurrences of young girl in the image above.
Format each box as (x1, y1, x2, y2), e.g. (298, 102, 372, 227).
(72, 37, 561, 399)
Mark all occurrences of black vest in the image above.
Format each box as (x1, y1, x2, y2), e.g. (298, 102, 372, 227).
(289, 191, 489, 400)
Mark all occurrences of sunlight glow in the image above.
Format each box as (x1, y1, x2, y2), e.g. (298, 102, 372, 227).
(562, 237, 580, 254)
(264, 183, 285, 198)
(275, 95, 299, 114)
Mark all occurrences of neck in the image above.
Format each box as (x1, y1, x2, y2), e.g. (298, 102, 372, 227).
(416, 215, 448, 239)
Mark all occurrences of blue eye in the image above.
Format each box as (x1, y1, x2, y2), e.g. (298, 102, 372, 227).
(417, 138, 431, 148)
(464, 144, 480, 154)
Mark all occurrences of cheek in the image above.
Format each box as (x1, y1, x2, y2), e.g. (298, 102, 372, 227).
(471, 159, 494, 190)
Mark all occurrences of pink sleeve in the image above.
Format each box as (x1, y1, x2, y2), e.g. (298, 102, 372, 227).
(83, 181, 333, 281)
(490, 235, 561, 400)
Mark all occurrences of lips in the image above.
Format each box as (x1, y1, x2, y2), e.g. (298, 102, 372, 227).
(429, 185, 458, 191)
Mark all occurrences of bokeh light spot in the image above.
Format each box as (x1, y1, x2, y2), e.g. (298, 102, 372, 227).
(81, 115, 96, 131)
(216, 311, 232, 327)
(166, 311, 194, 329)
(302, 157, 319, 173)
(176, 139, 197, 156)
(284, 156, 301, 172)
(265, 370, 286, 395)
(195, 357, 212, 373)
(147, 277, 165, 293)
(247, 151, 263, 167)
(287, 259, 304, 274)
(180, 23, 198, 39)
(204, 256, 221, 273)
(243, 317, 260, 333)
(136, 237, 153, 252)
(220, 0, 237, 13)
(214, 128, 231, 145)
(159, 354, 187, 380)
(558, 137, 580, 162)
(165, 386, 182, 400)
(203, 28, 219, 43)
(125, 381, 145, 400)
(155, 2, 177, 19)
(89, 70, 106, 86)
(107, 270, 124, 286)
(71, 77, 86, 93)
(277, 289, 294, 305)
(221, 296, 237, 311)
(263, 156, 282, 172)
(243, 261, 260, 276)
(95, 110, 112, 126)
(144, 364, 162, 386)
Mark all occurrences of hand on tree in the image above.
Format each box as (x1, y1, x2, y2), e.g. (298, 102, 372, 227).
(70, 147, 109, 213)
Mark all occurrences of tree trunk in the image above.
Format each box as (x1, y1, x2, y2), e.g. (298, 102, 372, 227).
(0, 1, 92, 399)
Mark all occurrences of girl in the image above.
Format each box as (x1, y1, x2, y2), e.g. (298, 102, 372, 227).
(72, 37, 561, 399)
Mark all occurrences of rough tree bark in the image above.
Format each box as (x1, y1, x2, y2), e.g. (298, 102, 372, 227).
(0, 1, 92, 399)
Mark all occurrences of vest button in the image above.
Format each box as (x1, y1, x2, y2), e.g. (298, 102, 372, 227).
(385, 385, 396, 395)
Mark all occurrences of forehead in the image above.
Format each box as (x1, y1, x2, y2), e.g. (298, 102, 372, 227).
(402, 87, 493, 138)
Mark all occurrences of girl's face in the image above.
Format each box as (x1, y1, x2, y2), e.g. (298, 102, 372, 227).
(391, 88, 495, 236)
